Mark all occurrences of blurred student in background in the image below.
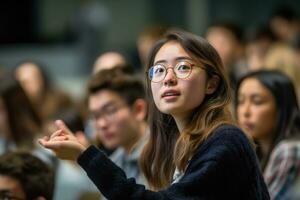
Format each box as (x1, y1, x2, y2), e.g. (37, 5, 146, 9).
(92, 51, 127, 74)
(264, 42, 300, 105)
(244, 26, 276, 71)
(137, 25, 168, 70)
(0, 73, 42, 153)
(87, 67, 148, 185)
(270, 5, 300, 44)
(206, 22, 247, 89)
(0, 72, 98, 200)
(15, 61, 74, 122)
(0, 151, 54, 200)
(87, 61, 135, 151)
(236, 70, 300, 199)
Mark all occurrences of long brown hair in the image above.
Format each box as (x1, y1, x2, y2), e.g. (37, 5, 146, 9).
(0, 73, 42, 149)
(140, 29, 234, 190)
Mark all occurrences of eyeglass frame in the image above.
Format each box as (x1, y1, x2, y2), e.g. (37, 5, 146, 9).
(89, 102, 128, 123)
(147, 60, 205, 83)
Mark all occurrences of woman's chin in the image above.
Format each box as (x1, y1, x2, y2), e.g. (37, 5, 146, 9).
(160, 106, 180, 115)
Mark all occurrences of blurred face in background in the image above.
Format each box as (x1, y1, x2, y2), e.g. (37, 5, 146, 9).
(93, 52, 126, 74)
(245, 39, 271, 71)
(206, 27, 238, 69)
(237, 78, 277, 141)
(137, 35, 157, 66)
(270, 17, 299, 42)
(89, 90, 143, 150)
(0, 175, 26, 200)
(15, 63, 44, 102)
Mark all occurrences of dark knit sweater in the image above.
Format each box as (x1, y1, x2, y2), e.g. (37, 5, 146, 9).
(78, 125, 270, 200)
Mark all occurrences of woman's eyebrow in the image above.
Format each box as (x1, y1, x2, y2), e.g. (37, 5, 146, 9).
(154, 60, 167, 65)
(154, 57, 193, 65)
(175, 56, 193, 61)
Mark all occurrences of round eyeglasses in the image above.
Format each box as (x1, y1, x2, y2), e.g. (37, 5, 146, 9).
(148, 61, 201, 83)
(90, 103, 126, 122)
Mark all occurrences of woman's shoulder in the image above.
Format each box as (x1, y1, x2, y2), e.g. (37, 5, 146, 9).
(206, 124, 250, 146)
(275, 139, 300, 151)
(192, 124, 254, 162)
(270, 139, 300, 161)
(185, 124, 264, 192)
(264, 139, 300, 195)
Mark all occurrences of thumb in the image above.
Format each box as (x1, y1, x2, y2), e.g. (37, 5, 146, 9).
(55, 120, 73, 135)
(38, 136, 49, 147)
(39, 140, 62, 150)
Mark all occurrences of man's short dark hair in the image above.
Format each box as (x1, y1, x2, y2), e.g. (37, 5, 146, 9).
(0, 152, 54, 200)
(88, 67, 145, 107)
(271, 5, 298, 22)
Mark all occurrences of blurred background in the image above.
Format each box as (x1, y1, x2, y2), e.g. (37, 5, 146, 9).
(0, 0, 299, 100)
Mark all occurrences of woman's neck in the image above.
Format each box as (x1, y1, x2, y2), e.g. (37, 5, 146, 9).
(173, 115, 189, 133)
(258, 137, 273, 160)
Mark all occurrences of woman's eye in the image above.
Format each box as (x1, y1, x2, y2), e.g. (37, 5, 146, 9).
(253, 99, 264, 105)
(177, 64, 191, 71)
(154, 66, 165, 74)
(237, 99, 242, 105)
(251, 96, 265, 105)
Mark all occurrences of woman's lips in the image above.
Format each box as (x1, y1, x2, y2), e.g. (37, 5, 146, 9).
(242, 122, 255, 131)
(161, 90, 180, 101)
(161, 90, 180, 98)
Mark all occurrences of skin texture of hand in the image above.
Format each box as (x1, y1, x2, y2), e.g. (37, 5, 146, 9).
(38, 120, 87, 161)
(75, 131, 91, 148)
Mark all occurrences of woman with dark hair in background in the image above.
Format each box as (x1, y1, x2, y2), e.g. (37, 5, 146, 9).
(0, 73, 99, 200)
(0, 73, 42, 152)
(14, 60, 74, 122)
(40, 29, 269, 199)
(236, 70, 300, 199)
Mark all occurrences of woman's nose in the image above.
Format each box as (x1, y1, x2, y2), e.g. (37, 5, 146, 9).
(241, 102, 251, 118)
(163, 68, 177, 86)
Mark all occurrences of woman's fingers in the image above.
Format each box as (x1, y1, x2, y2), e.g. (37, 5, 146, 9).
(40, 140, 63, 150)
(50, 130, 64, 140)
(55, 120, 73, 135)
(38, 120, 86, 161)
(39, 131, 68, 147)
(51, 135, 68, 141)
(42, 135, 49, 141)
(38, 138, 47, 147)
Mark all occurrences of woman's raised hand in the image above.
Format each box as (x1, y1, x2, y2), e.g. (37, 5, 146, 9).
(38, 120, 88, 161)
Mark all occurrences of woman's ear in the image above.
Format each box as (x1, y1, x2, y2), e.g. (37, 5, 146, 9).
(206, 75, 220, 95)
(131, 99, 148, 121)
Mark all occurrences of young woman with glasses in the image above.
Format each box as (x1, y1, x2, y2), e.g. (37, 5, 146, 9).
(39, 29, 270, 199)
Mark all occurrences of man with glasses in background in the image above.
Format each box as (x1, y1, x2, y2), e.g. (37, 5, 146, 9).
(87, 67, 148, 186)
